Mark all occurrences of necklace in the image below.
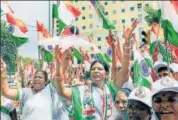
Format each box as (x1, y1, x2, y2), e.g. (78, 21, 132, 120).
(90, 82, 108, 120)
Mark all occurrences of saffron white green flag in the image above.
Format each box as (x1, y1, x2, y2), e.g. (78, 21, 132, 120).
(52, 1, 81, 36)
(90, 0, 115, 30)
(158, 1, 178, 47)
(37, 21, 53, 64)
(1, 12, 29, 47)
(133, 47, 153, 89)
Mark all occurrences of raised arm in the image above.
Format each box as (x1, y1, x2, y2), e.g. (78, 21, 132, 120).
(1, 58, 18, 100)
(55, 47, 72, 100)
(107, 31, 120, 80)
(113, 19, 138, 88)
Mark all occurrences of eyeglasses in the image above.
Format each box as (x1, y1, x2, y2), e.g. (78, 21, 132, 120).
(157, 72, 169, 78)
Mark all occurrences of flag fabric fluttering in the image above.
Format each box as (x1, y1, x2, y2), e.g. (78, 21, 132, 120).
(73, 48, 84, 63)
(169, 44, 178, 63)
(96, 52, 112, 64)
(151, 22, 164, 41)
(52, 1, 81, 36)
(1, 3, 29, 47)
(6, 13, 28, 33)
(132, 32, 153, 88)
(157, 41, 172, 62)
(37, 21, 53, 63)
(90, 0, 115, 30)
(158, 1, 178, 47)
(133, 46, 153, 89)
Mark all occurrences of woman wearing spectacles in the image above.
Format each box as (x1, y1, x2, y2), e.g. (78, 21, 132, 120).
(152, 77, 178, 120)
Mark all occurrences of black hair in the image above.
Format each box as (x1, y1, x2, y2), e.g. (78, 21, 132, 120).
(35, 70, 48, 83)
(114, 88, 132, 101)
(89, 60, 109, 75)
(158, 67, 173, 73)
(127, 100, 152, 117)
(27, 80, 32, 86)
(130, 66, 134, 73)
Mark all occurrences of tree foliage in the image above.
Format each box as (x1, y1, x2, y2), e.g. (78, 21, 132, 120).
(1, 21, 13, 42)
(1, 21, 18, 75)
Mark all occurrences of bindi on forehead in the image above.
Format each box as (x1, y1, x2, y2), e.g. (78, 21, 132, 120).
(159, 92, 177, 98)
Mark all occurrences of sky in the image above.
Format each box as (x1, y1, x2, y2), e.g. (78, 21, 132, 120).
(8, 1, 51, 59)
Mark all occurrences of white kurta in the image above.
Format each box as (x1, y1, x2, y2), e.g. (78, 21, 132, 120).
(17, 82, 64, 120)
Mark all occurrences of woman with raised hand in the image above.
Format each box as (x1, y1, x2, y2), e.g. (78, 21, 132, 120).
(0, 58, 63, 120)
(55, 19, 138, 120)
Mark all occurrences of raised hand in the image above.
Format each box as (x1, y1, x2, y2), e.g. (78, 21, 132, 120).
(55, 46, 73, 74)
(123, 19, 138, 43)
(55, 45, 64, 64)
(108, 31, 116, 42)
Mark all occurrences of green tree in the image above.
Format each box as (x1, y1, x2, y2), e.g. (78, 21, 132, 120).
(1, 21, 18, 75)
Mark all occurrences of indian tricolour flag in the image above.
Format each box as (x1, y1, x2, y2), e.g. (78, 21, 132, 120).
(158, 1, 178, 47)
(52, 1, 81, 36)
(37, 21, 53, 64)
(133, 46, 153, 89)
(90, 0, 115, 30)
(1, 7, 29, 47)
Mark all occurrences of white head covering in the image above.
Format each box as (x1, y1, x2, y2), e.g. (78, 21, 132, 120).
(153, 61, 171, 73)
(151, 76, 178, 97)
(128, 86, 152, 107)
(170, 63, 178, 73)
